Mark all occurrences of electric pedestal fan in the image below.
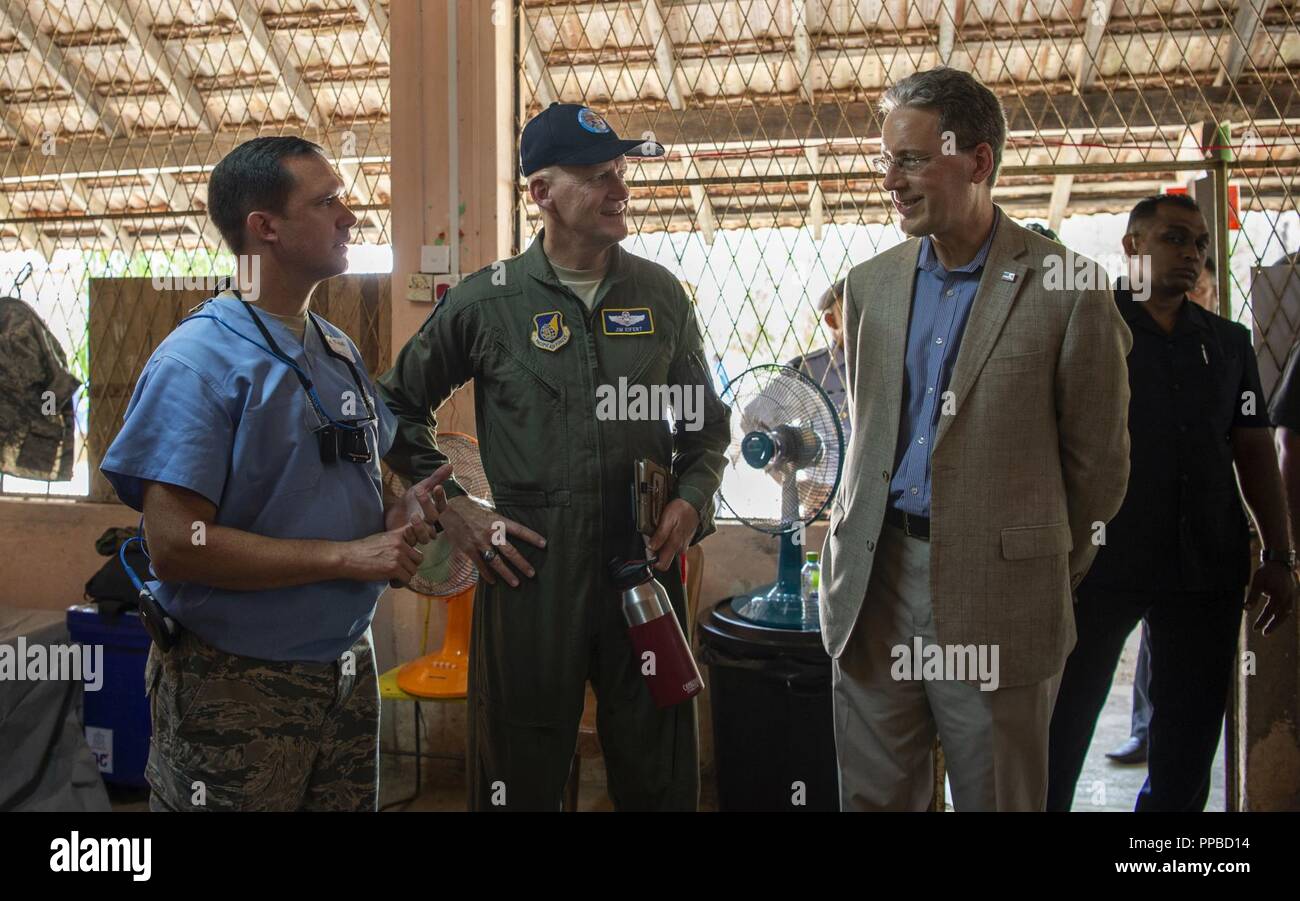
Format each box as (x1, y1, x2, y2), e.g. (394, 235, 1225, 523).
(384, 432, 491, 698)
(718, 364, 845, 631)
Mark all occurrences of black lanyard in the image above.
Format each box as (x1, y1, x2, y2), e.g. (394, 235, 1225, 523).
(240, 301, 377, 423)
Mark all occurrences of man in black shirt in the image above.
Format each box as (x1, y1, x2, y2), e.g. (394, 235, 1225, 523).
(1107, 253, 1221, 766)
(1047, 194, 1295, 812)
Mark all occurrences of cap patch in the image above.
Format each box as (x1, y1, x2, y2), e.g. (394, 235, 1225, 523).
(577, 107, 611, 134)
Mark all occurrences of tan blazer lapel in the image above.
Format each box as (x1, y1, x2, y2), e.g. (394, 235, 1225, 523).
(935, 216, 1030, 449)
(872, 240, 921, 435)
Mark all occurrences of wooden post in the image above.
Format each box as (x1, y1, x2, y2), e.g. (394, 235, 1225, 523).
(389, 0, 513, 436)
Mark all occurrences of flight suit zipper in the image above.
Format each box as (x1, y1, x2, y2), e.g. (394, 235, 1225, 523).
(580, 274, 630, 564)
(553, 282, 607, 609)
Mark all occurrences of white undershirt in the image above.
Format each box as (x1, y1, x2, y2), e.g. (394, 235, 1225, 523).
(551, 262, 607, 311)
(260, 309, 308, 343)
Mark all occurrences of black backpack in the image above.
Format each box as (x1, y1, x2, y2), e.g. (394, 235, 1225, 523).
(84, 527, 150, 615)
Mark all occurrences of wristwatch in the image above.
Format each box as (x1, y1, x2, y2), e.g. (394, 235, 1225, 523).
(1260, 547, 1296, 568)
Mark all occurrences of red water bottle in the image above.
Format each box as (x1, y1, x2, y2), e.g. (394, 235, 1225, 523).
(608, 557, 704, 709)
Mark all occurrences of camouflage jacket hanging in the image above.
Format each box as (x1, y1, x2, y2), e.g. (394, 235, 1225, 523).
(0, 295, 80, 482)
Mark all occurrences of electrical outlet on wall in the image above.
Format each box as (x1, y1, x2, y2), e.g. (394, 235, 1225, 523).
(407, 272, 434, 302)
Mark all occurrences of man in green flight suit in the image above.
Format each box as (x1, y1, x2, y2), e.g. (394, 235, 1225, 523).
(378, 102, 731, 811)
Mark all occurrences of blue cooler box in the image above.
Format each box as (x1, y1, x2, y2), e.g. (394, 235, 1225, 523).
(66, 604, 152, 788)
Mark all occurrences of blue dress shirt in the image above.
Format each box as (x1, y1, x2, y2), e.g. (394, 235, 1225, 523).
(888, 212, 1001, 517)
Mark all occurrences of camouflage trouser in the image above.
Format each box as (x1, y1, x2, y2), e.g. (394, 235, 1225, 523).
(143, 628, 379, 812)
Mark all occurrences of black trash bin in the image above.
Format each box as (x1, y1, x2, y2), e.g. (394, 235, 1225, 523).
(698, 597, 838, 811)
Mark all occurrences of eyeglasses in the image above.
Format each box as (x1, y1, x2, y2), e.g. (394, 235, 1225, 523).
(870, 145, 977, 176)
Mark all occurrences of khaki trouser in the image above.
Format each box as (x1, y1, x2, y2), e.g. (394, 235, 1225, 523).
(832, 524, 1062, 812)
(144, 628, 379, 812)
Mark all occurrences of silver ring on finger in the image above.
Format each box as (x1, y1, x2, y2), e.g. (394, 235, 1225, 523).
(482, 547, 498, 563)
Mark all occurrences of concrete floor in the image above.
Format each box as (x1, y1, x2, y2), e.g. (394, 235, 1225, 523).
(384, 624, 1226, 812)
(375, 752, 721, 812)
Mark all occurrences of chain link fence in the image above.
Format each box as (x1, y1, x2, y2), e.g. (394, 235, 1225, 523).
(2, 1, 1298, 499)
(515, 0, 1299, 405)
(0, 0, 392, 496)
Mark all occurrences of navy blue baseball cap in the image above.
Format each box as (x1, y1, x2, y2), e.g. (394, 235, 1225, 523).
(520, 102, 665, 177)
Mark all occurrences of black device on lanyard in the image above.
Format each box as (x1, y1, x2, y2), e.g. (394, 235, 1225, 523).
(239, 301, 379, 464)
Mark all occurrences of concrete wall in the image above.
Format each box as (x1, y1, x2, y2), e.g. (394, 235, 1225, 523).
(1238, 612, 1300, 810)
(0, 498, 140, 610)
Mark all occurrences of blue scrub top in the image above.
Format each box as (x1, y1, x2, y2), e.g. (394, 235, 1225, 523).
(101, 295, 398, 662)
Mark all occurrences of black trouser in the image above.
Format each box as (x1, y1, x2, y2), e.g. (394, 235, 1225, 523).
(1047, 585, 1242, 812)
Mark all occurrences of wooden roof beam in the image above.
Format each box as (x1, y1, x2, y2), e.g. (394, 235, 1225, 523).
(0, 108, 120, 252)
(1053, 0, 1117, 239)
(72, 180, 125, 248)
(1216, 0, 1270, 87)
(336, 160, 375, 212)
(806, 145, 824, 239)
(938, 0, 966, 68)
(2, 123, 391, 183)
(0, 187, 53, 258)
(352, 0, 389, 45)
(234, 2, 325, 129)
(1075, 0, 1113, 90)
(641, 0, 684, 109)
(793, 0, 814, 104)
(603, 80, 1300, 146)
(100, 0, 217, 133)
(639, 1, 715, 242)
(0, 0, 120, 138)
(678, 152, 716, 244)
(523, 14, 558, 107)
(0, 122, 119, 250)
(153, 170, 223, 250)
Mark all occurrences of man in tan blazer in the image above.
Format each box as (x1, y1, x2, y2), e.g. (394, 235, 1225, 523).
(822, 67, 1132, 811)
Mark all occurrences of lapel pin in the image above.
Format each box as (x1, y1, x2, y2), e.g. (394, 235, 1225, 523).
(1000, 271, 1017, 282)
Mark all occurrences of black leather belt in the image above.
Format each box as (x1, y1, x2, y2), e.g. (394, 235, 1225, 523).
(885, 506, 931, 540)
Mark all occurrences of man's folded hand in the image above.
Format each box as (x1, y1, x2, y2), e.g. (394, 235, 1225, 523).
(646, 498, 699, 572)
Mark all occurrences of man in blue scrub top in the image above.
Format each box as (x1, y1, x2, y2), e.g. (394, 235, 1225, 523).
(101, 137, 449, 812)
